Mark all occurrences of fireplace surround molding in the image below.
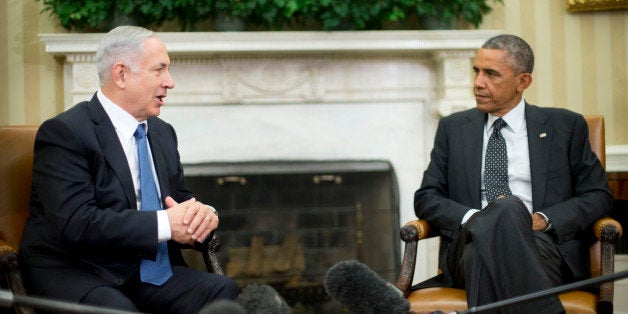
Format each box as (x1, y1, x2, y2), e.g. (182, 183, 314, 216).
(39, 30, 501, 283)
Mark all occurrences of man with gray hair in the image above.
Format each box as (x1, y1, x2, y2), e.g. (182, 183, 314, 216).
(19, 26, 238, 313)
(414, 34, 613, 313)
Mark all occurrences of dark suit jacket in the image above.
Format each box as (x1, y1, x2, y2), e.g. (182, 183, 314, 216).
(19, 94, 193, 301)
(414, 103, 613, 281)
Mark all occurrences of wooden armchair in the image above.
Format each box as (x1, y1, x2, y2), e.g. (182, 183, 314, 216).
(395, 115, 623, 314)
(0, 125, 224, 314)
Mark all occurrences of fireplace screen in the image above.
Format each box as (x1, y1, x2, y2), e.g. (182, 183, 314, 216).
(183, 160, 400, 311)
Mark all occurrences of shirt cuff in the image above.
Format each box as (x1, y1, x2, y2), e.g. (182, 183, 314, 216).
(156, 210, 172, 242)
(462, 209, 481, 225)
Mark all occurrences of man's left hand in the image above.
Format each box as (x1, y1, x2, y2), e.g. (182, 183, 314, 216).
(531, 213, 549, 232)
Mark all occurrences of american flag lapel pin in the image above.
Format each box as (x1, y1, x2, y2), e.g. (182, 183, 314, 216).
(540, 133, 547, 138)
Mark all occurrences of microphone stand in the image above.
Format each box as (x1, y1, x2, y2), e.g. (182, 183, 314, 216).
(460, 270, 628, 314)
(0, 289, 143, 314)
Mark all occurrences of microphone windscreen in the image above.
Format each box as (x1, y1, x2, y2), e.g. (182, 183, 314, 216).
(237, 283, 292, 314)
(198, 300, 246, 314)
(324, 260, 410, 313)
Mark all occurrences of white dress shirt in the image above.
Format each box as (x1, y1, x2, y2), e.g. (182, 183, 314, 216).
(97, 90, 171, 242)
(462, 99, 533, 224)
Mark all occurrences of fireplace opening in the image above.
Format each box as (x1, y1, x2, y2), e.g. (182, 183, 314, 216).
(182, 160, 401, 311)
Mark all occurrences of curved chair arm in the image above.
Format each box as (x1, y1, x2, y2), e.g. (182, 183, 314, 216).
(593, 217, 622, 242)
(593, 217, 622, 312)
(193, 232, 224, 275)
(179, 232, 225, 275)
(401, 220, 434, 242)
(0, 241, 35, 314)
(395, 219, 436, 296)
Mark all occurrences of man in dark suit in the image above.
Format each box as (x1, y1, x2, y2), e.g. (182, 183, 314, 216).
(414, 34, 613, 313)
(19, 26, 238, 313)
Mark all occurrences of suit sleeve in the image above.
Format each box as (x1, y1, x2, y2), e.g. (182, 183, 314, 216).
(541, 114, 613, 243)
(414, 118, 475, 238)
(32, 118, 158, 256)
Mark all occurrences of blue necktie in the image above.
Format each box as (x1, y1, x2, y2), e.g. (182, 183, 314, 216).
(484, 118, 512, 203)
(134, 123, 172, 286)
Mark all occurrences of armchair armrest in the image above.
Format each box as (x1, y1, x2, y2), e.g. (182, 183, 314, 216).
(1, 239, 20, 274)
(396, 219, 437, 296)
(593, 217, 622, 242)
(179, 232, 225, 275)
(593, 217, 622, 312)
(0, 240, 35, 314)
(401, 220, 435, 242)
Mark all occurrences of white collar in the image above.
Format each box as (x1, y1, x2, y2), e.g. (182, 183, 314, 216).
(97, 90, 147, 140)
(487, 98, 526, 133)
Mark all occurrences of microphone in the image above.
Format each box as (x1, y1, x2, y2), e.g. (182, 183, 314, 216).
(197, 299, 246, 314)
(324, 260, 410, 313)
(236, 283, 291, 314)
(198, 283, 291, 314)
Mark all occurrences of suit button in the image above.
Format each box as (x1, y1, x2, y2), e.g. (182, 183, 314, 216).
(114, 278, 124, 285)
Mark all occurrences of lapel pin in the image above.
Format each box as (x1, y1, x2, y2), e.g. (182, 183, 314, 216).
(540, 133, 547, 138)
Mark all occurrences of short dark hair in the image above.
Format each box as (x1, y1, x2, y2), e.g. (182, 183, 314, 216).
(482, 34, 534, 74)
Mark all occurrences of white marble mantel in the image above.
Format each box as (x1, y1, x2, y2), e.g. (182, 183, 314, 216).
(40, 30, 501, 283)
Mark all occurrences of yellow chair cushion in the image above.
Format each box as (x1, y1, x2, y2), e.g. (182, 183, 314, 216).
(408, 287, 467, 314)
(408, 288, 598, 314)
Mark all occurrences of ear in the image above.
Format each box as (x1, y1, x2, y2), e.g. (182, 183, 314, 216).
(111, 62, 128, 89)
(517, 73, 532, 92)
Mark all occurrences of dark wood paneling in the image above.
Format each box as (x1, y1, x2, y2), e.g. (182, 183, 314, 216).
(608, 172, 628, 200)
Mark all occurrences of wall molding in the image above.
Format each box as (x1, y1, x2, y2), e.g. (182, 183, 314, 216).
(607, 145, 628, 172)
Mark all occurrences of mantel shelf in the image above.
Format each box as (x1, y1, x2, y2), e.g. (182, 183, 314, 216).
(39, 30, 502, 55)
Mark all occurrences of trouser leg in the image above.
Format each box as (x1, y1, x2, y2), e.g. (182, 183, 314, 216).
(133, 265, 239, 314)
(447, 196, 565, 314)
(80, 286, 139, 311)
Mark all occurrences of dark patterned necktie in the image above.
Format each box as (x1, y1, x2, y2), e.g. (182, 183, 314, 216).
(484, 118, 512, 203)
(134, 123, 172, 286)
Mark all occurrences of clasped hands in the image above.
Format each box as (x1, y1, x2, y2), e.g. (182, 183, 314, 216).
(164, 196, 218, 245)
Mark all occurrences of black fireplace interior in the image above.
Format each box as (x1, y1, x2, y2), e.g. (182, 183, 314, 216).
(182, 160, 400, 311)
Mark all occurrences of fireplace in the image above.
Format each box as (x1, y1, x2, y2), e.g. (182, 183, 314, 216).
(182, 160, 399, 310)
(40, 29, 501, 287)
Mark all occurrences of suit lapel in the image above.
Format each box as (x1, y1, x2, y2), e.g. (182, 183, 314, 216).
(525, 104, 552, 211)
(89, 95, 137, 208)
(462, 110, 486, 208)
(146, 120, 171, 206)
